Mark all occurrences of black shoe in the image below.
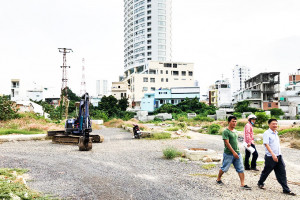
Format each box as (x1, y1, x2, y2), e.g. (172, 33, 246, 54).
(245, 168, 251, 170)
(251, 168, 259, 171)
(216, 180, 224, 185)
(283, 191, 296, 196)
(257, 183, 265, 190)
(241, 185, 252, 190)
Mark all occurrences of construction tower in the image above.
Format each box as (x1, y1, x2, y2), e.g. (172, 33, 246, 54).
(80, 58, 86, 96)
(58, 48, 73, 119)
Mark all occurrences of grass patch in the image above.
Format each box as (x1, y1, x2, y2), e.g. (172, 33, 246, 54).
(201, 164, 216, 170)
(0, 129, 44, 135)
(147, 132, 171, 140)
(187, 136, 191, 139)
(165, 126, 179, 131)
(163, 147, 182, 159)
(255, 140, 263, 145)
(279, 127, 300, 138)
(190, 173, 218, 178)
(257, 161, 265, 166)
(253, 128, 265, 134)
(0, 168, 51, 199)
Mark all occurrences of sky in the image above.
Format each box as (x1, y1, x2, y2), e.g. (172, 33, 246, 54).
(1, 0, 300, 97)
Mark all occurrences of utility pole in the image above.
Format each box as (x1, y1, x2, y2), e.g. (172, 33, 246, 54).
(58, 48, 73, 119)
(80, 58, 86, 96)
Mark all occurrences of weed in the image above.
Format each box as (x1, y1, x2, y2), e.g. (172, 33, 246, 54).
(201, 164, 216, 170)
(189, 173, 218, 178)
(255, 140, 263, 145)
(147, 132, 171, 140)
(0, 168, 51, 199)
(187, 136, 191, 139)
(257, 161, 265, 166)
(253, 128, 265, 134)
(163, 147, 182, 159)
(166, 126, 179, 131)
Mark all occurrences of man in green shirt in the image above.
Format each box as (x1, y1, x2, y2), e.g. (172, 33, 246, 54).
(216, 116, 251, 190)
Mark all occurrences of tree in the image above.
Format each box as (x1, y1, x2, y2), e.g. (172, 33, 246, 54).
(269, 108, 284, 117)
(234, 100, 259, 113)
(99, 95, 120, 117)
(0, 96, 19, 121)
(118, 97, 129, 111)
(255, 112, 269, 128)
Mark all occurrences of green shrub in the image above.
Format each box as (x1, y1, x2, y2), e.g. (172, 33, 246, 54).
(177, 122, 188, 132)
(162, 147, 182, 159)
(0, 97, 19, 121)
(233, 112, 242, 118)
(193, 115, 214, 122)
(255, 112, 269, 128)
(237, 121, 247, 127)
(208, 124, 221, 135)
(269, 108, 284, 117)
(91, 110, 109, 122)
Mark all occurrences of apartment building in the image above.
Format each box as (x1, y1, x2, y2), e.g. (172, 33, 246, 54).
(209, 79, 232, 107)
(111, 82, 131, 100)
(124, 61, 194, 108)
(232, 65, 251, 94)
(124, 0, 172, 75)
(233, 72, 280, 110)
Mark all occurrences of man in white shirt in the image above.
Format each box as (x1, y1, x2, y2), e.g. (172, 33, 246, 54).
(257, 119, 296, 196)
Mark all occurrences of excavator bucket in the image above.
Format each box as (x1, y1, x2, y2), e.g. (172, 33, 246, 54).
(78, 136, 92, 151)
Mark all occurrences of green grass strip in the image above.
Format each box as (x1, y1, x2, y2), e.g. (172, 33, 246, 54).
(0, 129, 44, 135)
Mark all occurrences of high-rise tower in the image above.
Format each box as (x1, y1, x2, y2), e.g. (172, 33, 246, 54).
(232, 65, 251, 93)
(123, 0, 172, 77)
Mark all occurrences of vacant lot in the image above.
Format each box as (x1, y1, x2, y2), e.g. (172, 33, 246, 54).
(0, 127, 299, 199)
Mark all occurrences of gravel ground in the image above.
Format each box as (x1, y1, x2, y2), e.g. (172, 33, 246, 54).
(0, 127, 299, 200)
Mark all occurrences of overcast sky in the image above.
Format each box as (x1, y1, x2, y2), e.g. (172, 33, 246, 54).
(1, 0, 300, 97)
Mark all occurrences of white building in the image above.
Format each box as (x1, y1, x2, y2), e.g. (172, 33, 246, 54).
(209, 79, 232, 107)
(124, 61, 194, 108)
(96, 80, 109, 97)
(232, 65, 251, 94)
(123, 0, 172, 76)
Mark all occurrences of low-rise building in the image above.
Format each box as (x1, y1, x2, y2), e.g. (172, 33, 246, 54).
(141, 87, 200, 112)
(233, 72, 280, 110)
(209, 79, 232, 107)
(123, 61, 195, 109)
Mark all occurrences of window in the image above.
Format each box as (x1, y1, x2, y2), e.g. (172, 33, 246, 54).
(147, 10, 151, 15)
(143, 77, 148, 82)
(158, 27, 166, 32)
(164, 63, 172, 67)
(166, 70, 168, 74)
(161, 78, 164, 82)
(147, 28, 151, 32)
(158, 21, 166, 26)
(118, 86, 121, 88)
(147, 34, 151, 38)
(147, 46, 151, 50)
(173, 63, 177, 68)
(189, 71, 193, 76)
(147, 22, 151, 26)
(147, 4, 151, 9)
(172, 71, 179, 76)
(121, 93, 123, 98)
(158, 39, 166, 44)
(158, 9, 166, 14)
(158, 51, 166, 56)
(143, 87, 148, 91)
(151, 87, 155, 91)
(268, 103, 272, 107)
(181, 71, 186, 76)
(158, 33, 166, 38)
(166, 78, 168, 82)
(147, 40, 151, 44)
(150, 78, 155, 82)
(160, 99, 163, 104)
(158, 15, 166, 20)
(147, 52, 152, 56)
(147, 0, 151, 3)
(147, 16, 151, 20)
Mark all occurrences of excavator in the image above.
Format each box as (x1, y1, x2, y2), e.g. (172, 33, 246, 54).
(47, 93, 104, 151)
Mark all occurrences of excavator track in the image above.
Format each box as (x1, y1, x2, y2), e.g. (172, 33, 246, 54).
(48, 131, 104, 145)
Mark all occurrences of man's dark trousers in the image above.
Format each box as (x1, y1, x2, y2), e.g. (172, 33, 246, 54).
(258, 155, 290, 192)
(245, 144, 258, 169)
